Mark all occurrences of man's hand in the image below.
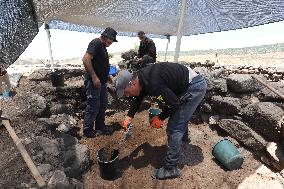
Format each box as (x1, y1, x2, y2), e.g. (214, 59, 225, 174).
(136, 58, 142, 64)
(150, 116, 164, 129)
(91, 74, 101, 88)
(82, 53, 101, 88)
(107, 76, 113, 84)
(0, 67, 7, 76)
(121, 116, 133, 130)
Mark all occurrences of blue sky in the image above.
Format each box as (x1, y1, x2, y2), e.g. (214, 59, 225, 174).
(20, 21, 284, 60)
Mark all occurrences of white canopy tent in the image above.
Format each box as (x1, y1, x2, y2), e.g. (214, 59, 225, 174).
(1, 0, 284, 68)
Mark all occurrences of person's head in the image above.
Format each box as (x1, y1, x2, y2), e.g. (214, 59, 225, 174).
(101, 27, 118, 47)
(138, 31, 146, 41)
(115, 70, 141, 98)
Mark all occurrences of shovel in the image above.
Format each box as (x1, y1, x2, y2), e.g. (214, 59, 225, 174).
(0, 113, 46, 188)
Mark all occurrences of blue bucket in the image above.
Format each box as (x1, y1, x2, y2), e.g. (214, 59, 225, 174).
(148, 108, 161, 122)
(212, 138, 243, 170)
(109, 65, 117, 76)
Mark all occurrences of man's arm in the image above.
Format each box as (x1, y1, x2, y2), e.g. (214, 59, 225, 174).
(127, 95, 144, 118)
(147, 40, 156, 58)
(82, 53, 101, 88)
(137, 41, 143, 58)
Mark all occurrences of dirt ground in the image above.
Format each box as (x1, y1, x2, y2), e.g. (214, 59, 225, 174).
(0, 70, 262, 189)
(81, 110, 261, 189)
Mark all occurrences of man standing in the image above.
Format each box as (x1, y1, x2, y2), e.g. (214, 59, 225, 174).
(82, 27, 118, 138)
(115, 62, 207, 179)
(136, 31, 157, 66)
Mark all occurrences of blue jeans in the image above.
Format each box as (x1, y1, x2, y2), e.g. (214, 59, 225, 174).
(84, 77, 108, 132)
(165, 75, 207, 168)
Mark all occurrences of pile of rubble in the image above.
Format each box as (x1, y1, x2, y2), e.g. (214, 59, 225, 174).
(187, 60, 284, 81)
(1, 60, 284, 188)
(191, 61, 284, 172)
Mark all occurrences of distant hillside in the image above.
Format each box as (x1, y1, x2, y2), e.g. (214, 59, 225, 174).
(158, 42, 284, 56)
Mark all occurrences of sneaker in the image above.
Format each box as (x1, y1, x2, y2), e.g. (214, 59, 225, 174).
(152, 166, 181, 180)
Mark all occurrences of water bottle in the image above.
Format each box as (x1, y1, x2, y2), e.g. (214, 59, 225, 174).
(2, 81, 10, 97)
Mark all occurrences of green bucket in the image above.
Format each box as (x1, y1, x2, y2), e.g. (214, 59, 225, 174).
(148, 108, 161, 123)
(212, 138, 243, 170)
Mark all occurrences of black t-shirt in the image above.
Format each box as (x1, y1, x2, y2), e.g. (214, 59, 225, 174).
(138, 37, 156, 62)
(86, 38, 109, 84)
(127, 62, 189, 119)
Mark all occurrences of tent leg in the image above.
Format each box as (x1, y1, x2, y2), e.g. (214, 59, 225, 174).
(174, 0, 187, 63)
(164, 35, 170, 62)
(44, 23, 54, 72)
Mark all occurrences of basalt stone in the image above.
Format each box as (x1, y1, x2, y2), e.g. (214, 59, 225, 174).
(218, 119, 267, 152)
(211, 96, 242, 115)
(227, 74, 262, 93)
(242, 102, 284, 142)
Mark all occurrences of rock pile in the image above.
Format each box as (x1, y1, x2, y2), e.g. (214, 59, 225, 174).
(190, 61, 284, 171)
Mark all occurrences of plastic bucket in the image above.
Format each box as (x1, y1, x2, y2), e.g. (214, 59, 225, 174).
(212, 138, 243, 170)
(97, 148, 119, 180)
(50, 71, 64, 87)
(148, 108, 161, 122)
(109, 65, 117, 76)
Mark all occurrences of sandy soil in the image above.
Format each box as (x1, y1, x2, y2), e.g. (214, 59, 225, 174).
(0, 75, 262, 189)
(81, 106, 261, 189)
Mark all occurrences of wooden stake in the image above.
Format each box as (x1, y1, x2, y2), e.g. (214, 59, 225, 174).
(1, 119, 46, 188)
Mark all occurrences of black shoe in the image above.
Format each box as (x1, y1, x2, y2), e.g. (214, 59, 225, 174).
(102, 127, 113, 135)
(182, 131, 191, 143)
(83, 129, 104, 138)
(83, 129, 97, 138)
(152, 166, 181, 180)
(182, 135, 191, 143)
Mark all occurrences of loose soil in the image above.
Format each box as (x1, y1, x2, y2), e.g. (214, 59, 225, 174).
(0, 73, 262, 189)
(81, 110, 261, 189)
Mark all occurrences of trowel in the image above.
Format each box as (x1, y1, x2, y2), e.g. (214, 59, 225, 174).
(119, 123, 134, 145)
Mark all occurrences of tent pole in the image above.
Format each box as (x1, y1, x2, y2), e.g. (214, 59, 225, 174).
(164, 35, 171, 62)
(174, 0, 187, 63)
(44, 23, 54, 72)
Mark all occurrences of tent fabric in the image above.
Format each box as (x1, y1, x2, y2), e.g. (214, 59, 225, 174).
(1, 0, 284, 68)
(35, 0, 284, 35)
(48, 20, 166, 38)
(0, 0, 38, 69)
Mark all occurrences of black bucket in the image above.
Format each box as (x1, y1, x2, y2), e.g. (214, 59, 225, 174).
(96, 148, 119, 180)
(50, 71, 64, 87)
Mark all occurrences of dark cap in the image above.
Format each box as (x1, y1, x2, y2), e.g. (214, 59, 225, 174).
(138, 31, 145, 36)
(102, 27, 118, 42)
